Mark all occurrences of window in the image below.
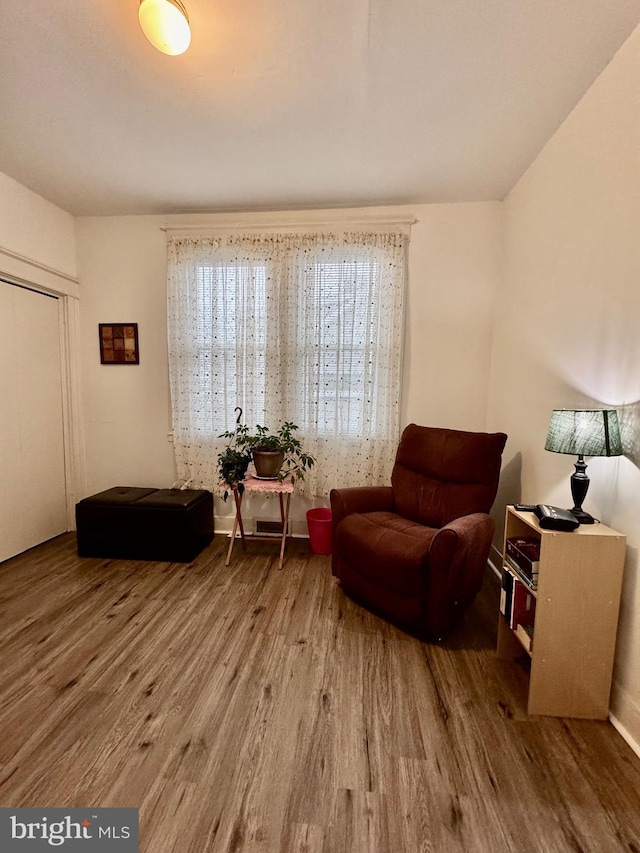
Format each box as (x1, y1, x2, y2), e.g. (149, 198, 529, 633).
(167, 230, 407, 497)
(193, 261, 268, 435)
(297, 258, 384, 438)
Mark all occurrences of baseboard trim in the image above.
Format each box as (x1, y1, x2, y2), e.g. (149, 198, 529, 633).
(487, 553, 501, 580)
(609, 679, 640, 759)
(609, 712, 640, 760)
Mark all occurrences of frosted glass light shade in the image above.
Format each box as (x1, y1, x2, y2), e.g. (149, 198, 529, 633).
(139, 0, 191, 56)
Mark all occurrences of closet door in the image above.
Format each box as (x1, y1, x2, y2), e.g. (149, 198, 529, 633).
(0, 280, 68, 562)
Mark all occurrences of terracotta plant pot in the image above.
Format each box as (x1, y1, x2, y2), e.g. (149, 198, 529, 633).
(252, 449, 284, 479)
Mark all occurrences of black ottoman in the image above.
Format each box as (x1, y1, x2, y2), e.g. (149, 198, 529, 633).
(76, 486, 214, 562)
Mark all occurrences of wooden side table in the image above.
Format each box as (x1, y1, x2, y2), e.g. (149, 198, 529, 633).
(224, 475, 294, 570)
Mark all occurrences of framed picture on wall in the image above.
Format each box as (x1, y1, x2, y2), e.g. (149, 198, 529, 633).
(99, 323, 139, 364)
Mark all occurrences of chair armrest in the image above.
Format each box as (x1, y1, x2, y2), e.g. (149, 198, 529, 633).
(330, 486, 394, 526)
(428, 512, 495, 577)
(330, 487, 394, 575)
(438, 512, 495, 544)
(423, 512, 495, 637)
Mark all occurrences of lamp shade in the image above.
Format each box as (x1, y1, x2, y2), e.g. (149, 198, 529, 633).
(139, 0, 191, 56)
(545, 409, 622, 457)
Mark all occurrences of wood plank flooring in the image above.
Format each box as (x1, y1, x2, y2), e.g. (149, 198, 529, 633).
(1, 532, 640, 852)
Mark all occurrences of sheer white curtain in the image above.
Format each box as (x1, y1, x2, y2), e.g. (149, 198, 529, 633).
(167, 229, 407, 498)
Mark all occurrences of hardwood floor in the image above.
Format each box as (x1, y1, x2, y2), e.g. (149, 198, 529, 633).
(1, 532, 640, 852)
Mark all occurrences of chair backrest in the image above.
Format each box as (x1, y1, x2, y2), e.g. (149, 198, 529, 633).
(391, 424, 507, 528)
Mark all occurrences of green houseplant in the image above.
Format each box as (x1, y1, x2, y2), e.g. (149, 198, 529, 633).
(218, 418, 315, 499)
(217, 421, 252, 500)
(249, 422, 316, 481)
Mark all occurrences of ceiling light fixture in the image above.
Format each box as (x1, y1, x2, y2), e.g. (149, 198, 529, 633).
(138, 0, 191, 56)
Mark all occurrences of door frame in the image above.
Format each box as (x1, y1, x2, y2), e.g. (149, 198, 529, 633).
(0, 245, 85, 531)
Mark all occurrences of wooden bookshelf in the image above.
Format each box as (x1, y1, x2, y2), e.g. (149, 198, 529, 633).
(496, 506, 626, 719)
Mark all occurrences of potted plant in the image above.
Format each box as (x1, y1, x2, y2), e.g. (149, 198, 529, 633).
(249, 422, 316, 482)
(217, 418, 315, 498)
(217, 421, 252, 500)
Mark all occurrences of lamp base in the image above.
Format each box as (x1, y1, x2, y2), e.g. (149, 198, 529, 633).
(570, 507, 596, 525)
(569, 455, 595, 524)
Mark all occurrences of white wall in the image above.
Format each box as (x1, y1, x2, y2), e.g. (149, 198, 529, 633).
(403, 203, 502, 430)
(0, 171, 77, 278)
(75, 202, 501, 531)
(75, 217, 176, 493)
(487, 25, 640, 746)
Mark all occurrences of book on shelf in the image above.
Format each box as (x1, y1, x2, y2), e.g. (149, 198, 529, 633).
(500, 567, 514, 623)
(506, 536, 540, 583)
(500, 564, 537, 631)
(516, 622, 534, 653)
(504, 553, 538, 591)
(510, 574, 536, 631)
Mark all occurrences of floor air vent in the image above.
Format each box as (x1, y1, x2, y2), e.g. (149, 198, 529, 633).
(254, 518, 289, 536)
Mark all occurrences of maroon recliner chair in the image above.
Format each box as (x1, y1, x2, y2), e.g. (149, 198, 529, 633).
(330, 424, 507, 639)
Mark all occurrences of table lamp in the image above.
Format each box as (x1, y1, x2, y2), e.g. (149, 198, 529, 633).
(544, 408, 622, 524)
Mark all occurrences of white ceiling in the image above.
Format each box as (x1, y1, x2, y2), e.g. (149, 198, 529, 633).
(1, 0, 639, 216)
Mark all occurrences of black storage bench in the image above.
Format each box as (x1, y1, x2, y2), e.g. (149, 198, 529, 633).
(76, 486, 214, 562)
